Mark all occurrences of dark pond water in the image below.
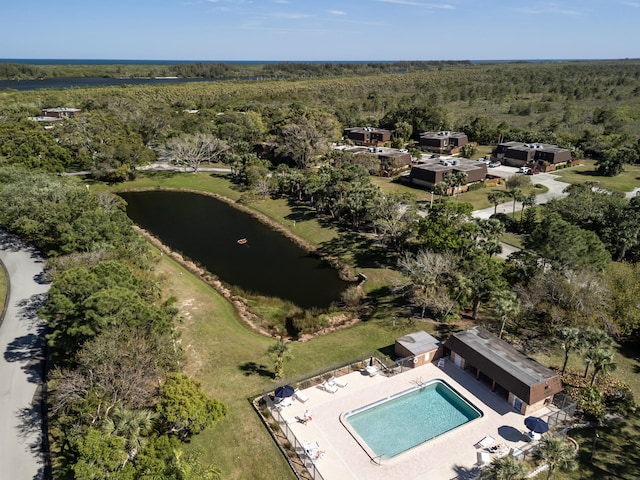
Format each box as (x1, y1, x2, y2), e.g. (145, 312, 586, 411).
(0, 76, 221, 91)
(119, 190, 349, 309)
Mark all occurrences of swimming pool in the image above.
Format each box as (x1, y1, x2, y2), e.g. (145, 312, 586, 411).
(342, 379, 482, 459)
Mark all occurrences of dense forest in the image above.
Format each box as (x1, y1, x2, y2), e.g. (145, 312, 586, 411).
(1, 60, 639, 478)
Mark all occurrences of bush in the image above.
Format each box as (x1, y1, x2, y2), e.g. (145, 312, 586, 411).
(491, 212, 518, 232)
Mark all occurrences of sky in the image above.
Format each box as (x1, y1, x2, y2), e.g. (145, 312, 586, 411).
(1, 0, 639, 61)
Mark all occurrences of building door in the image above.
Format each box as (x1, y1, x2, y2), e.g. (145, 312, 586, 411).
(513, 397, 523, 413)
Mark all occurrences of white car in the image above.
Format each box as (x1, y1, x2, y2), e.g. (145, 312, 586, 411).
(518, 166, 532, 174)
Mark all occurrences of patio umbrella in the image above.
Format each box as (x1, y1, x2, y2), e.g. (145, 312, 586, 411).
(274, 385, 295, 402)
(524, 416, 549, 434)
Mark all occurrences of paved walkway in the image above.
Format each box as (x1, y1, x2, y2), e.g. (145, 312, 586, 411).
(0, 230, 50, 480)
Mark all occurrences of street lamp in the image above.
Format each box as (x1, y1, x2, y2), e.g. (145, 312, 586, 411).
(590, 431, 599, 463)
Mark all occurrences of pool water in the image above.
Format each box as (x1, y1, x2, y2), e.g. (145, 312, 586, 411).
(344, 380, 482, 458)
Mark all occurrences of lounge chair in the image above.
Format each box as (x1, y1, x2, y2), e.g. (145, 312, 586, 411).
(294, 389, 309, 403)
(275, 397, 293, 409)
(437, 358, 445, 368)
(327, 376, 348, 388)
(304, 441, 325, 461)
(476, 435, 495, 449)
(321, 381, 338, 394)
(477, 450, 491, 465)
(333, 377, 348, 388)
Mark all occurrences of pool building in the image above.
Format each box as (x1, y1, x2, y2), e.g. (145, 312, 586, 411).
(445, 326, 563, 415)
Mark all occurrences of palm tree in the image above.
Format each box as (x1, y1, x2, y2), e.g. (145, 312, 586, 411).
(433, 182, 448, 202)
(510, 188, 525, 218)
(553, 327, 582, 375)
(483, 455, 527, 480)
(582, 328, 612, 378)
(493, 290, 520, 339)
(589, 348, 616, 386)
(487, 190, 506, 215)
(102, 406, 156, 465)
(534, 436, 578, 480)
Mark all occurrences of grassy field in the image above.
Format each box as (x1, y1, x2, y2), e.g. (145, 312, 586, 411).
(551, 159, 640, 193)
(155, 252, 423, 479)
(530, 346, 640, 479)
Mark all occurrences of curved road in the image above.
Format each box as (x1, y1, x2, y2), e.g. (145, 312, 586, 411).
(0, 230, 49, 480)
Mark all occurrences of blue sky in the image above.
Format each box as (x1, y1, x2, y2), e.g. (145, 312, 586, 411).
(2, 0, 639, 61)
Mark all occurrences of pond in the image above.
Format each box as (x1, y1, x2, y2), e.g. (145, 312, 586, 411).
(118, 190, 350, 309)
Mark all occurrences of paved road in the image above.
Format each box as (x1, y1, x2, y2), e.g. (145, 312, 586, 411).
(472, 170, 572, 219)
(0, 231, 49, 480)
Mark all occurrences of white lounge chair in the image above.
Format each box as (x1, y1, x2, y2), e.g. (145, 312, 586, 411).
(437, 358, 445, 368)
(321, 381, 338, 394)
(477, 450, 491, 465)
(304, 441, 325, 461)
(476, 435, 495, 449)
(333, 377, 348, 388)
(275, 396, 293, 409)
(294, 389, 309, 403)
(327, 376, 348, 388)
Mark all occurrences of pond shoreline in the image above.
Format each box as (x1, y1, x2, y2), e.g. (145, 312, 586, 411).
(123, 187, 359, 340)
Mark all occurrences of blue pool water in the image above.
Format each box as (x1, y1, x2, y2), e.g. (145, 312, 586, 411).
(345, 380, 482, 458)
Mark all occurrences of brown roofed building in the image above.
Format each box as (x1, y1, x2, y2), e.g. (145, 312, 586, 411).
(493, 141, 572, 168)
(395, 330, 443, 368)
(407, 157, 487, 190)
(419, 131, 468, 153)
(41, 107, 81, 118)
(343, 127, 393, 147)
(445, 327, 563, 415)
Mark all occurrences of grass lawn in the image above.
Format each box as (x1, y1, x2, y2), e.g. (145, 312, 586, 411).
(530, 344, 640, 479)
(155, 252, 423, 480)
(551, 159, 640, 193)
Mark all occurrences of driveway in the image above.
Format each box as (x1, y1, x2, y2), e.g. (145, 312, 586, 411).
(0, 230, 50, 480)
(473, 171, 572, 219)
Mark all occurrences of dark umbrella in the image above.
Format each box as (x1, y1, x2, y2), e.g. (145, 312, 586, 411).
(274, 385, 295, 403)
(524, 416, 549, 434)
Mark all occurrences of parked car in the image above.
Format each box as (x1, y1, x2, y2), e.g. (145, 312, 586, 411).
(488, 161, 501, 168)
(517, 166, 531, 174)
(477, 158, 491, 164)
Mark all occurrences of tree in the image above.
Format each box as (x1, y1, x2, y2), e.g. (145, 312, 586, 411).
(275, 113, 337, 169)
(162, 133, 229, 173)
(268, 340, 292, 380)
(72, 427, 134, 479)
(582, 327, 613, 378)
(554, 327, 582, 375)
(533, 436, 578, 480)
(458, 250, 506, 320)
(483, 454, 527, 480)
(102, 406, 157, 464)
(372, 193, 417, 252)
(433, 182, 449, 201)
(588, 348, 616, 386)
(525, 213, 611, 271)
(156, 373, 228, 440)
(459, 143, 477, 159)
(493, 291, 520, 339)
(488, 190, 507, 216)
(166, 449, 222, 480)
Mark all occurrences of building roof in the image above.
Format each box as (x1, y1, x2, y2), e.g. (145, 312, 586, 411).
(344, 126, 392, 135)
(420, 131, 467, 139)
(445, 326, 562, 404)
(499, 141, 570, 155)
(396, 331, 441, 355)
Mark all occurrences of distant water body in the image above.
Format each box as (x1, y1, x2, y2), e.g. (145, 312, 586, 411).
(0, 58, 598, 92)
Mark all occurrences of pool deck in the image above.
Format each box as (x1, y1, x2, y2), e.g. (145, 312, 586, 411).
(273, 358, 554, 480)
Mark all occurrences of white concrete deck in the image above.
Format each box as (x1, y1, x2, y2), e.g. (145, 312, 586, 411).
(272, 359, 552, 480)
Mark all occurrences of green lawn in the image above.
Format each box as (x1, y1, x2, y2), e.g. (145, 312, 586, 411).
(156, 253, 422, 480)
(530, 344, 640, 479)
(551, 159, 640, 193)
